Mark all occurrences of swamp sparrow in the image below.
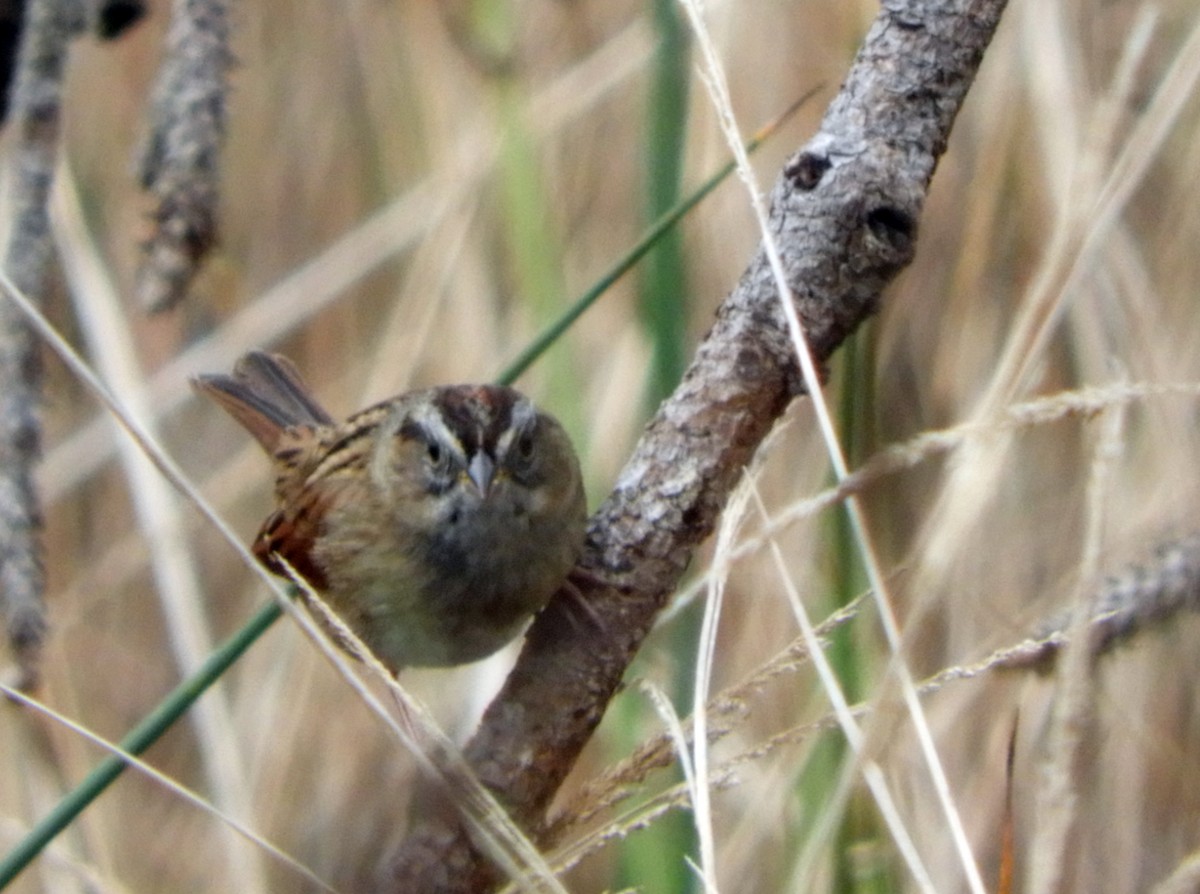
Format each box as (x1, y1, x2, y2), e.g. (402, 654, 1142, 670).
(193, 351, 586, 672)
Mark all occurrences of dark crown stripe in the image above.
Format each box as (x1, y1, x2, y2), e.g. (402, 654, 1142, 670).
(432, 385, 518, 455)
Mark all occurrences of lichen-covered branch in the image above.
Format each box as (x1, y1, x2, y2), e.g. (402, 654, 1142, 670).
(136, 0, 230, 313)
(385, 0, 1010, 889)
(0, 0, 83, 691)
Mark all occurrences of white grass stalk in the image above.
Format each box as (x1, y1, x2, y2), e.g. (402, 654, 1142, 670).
(751, 487, 937, 893)
(1028, 399, 1126, 893)
(689, 471, 757, 892)
(50, 163, 268, 894)
(1152, 852, 1200, 894)
(996, 5, 1162, 407)
(636, 680, 711, 891)
(691, 576, 722, 891)
(676, 1, 985, 889)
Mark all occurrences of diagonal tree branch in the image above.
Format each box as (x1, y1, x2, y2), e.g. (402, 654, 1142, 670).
(388, 0, 1010, 889)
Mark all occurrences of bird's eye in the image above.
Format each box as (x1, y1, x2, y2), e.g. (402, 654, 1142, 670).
(427, 441, 442, 464)
(517, 432, 535, 459)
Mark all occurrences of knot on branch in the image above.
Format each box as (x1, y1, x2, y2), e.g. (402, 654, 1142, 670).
(784, 151, 831, 191)
(765, 141, 923, 363)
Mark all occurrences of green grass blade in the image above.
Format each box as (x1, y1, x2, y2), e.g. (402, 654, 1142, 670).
(496, 92, 811, 387)
(621, 2, 698, 881)
(638, 0, 691, 409)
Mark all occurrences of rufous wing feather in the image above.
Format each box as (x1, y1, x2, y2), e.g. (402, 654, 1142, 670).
(253, 488, 332, 590)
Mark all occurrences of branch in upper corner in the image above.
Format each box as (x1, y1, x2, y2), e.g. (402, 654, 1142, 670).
(385, 1, 1011, 890)
(0, 0, 28, 125)
(88, 0, 146, 40)
(0, 0, 144, 128)
(135, 0, 230, 314)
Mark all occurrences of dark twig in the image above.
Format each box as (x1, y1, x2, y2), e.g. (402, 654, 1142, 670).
(135, 0, 230, 313)
(0, 0, 29, 125)
(386, 0, 1011, 889)
(0, 0, 83, 692)
(86, 0, 145, 40)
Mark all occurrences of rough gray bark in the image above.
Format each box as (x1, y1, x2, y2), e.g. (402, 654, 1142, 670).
(0, 0, 145, 693)
(0, 0, 84, 691)
(385, 0, 1011, 890)
(136, 0, 230, 312)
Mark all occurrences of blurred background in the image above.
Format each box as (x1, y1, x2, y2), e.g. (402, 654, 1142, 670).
(1, 0, 1200, 890)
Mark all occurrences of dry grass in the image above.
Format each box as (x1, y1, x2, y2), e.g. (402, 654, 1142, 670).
(3, 0, 1200, 891)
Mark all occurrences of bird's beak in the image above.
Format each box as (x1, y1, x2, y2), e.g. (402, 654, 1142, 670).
(467, 452, 496, 498)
